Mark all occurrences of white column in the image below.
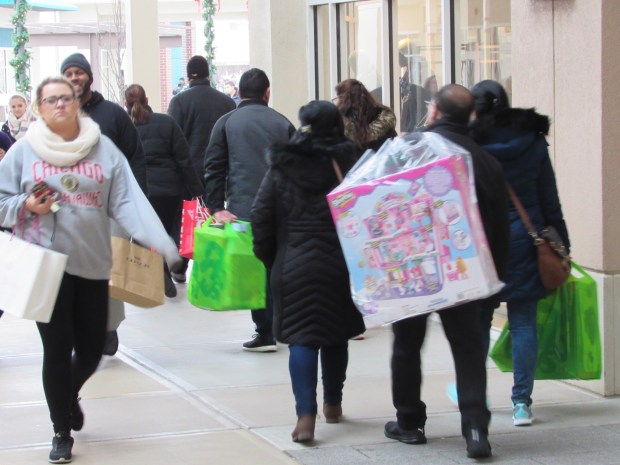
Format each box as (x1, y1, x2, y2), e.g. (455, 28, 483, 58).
(125, 0, 161, 111)
(513, 0, 620, 396)
(248, 0, 309, 123)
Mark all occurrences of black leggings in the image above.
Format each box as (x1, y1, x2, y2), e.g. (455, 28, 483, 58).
(36, 273, 109, 433)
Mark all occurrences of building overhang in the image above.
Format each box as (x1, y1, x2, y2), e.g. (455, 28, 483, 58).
(0, 0, 78, 12)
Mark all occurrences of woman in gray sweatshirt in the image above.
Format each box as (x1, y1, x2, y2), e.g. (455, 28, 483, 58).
(0, 76, 182, 464)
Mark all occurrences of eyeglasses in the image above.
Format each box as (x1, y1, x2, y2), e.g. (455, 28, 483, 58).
(331, 96, 339, 103)
(41, 95, 75, 107)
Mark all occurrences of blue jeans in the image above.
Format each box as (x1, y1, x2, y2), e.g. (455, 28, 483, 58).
(507, 300, 538, 406)
(289, 344, 349, 416)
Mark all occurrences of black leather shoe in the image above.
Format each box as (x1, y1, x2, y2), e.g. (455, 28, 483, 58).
(384, 421, 427, 444)
(465, 427, 492, 458)
(102, 330, 119, 356)
(242, 334, 277, 352)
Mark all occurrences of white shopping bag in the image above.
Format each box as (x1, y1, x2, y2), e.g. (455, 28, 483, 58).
(0, 232, 68, 323)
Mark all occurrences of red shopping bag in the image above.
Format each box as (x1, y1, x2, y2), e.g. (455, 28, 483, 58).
(179, 199, 210, 259)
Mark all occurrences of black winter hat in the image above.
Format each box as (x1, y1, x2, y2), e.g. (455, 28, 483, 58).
(61, 53, 93, 81)
(187, 55, 209, 79)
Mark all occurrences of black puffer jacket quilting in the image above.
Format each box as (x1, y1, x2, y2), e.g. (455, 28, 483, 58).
(251, 138, 365, 346)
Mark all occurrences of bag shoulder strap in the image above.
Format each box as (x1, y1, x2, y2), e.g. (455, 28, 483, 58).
(506, 183, 540, 241)
(331, 158, 344, 183)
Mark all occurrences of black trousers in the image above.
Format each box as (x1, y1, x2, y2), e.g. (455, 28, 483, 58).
(251, 274, 273, 337)
(390, 301, 490, 435)
(149, 194, 183, 277)
(36, 273, 109, 433)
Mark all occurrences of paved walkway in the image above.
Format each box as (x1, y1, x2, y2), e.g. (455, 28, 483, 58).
(1, 285, 618, 464)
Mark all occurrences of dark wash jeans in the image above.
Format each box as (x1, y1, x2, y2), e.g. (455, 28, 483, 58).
(289, 343, 349, 416)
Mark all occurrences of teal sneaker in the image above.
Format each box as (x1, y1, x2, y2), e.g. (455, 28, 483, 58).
(512, 402, 534, 426)
(446, 383, 490, 408)
(446, 383, 459, 407)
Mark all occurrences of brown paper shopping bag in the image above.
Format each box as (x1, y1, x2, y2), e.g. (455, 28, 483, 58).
(109, 236, 165, 308)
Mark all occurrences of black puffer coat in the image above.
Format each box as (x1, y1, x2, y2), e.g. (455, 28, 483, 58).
(251, 138, 365, 346)
(135, 111, 204, 199)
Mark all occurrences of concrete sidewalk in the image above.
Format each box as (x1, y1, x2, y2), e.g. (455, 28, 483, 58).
(1, 285, 618, 465)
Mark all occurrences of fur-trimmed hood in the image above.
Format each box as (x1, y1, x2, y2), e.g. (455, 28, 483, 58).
(267, 138, 357, 193)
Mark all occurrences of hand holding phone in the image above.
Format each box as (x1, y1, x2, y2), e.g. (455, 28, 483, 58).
(26, 182, 60, 214)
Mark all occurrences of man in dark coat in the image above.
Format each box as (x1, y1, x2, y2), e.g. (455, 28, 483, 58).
(167, 55, 236, 282)
(61, 53, 147, 192)
(383, 84, 510, 459)
(62, 53, 149, 356)
(204, 68, 295, 352)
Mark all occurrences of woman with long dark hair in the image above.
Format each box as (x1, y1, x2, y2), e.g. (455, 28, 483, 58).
(470, 80, 570, 427)
(251, 100, 365, 443)
(334, 78, 397, 156)
(125, 84, 203, 298)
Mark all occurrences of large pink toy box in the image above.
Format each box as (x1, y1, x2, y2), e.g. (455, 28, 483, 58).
(328, 134, 502, 327)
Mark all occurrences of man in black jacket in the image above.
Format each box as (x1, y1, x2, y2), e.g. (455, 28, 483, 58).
(167, 55, 236, 282)
(61, 53, 147, 192)
(383, 84, 509, 459)
(62, 53, 148, 356)
(204, 68, 295, 352)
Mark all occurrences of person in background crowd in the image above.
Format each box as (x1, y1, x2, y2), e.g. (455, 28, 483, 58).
(62, 52, 148, 357)
(125, 83, 204, 299)
(0, 131, 14, 160)
(225, 81, 241, 106)
(251, 100, 365, 443)
(2, 93, 36, 142)
(0, 76, 182, 464)
(172, 77, 187, 96)
(0, 125, 14, 321)
(334, 78, 397, 158)
(470, 79, 570, 427)
(383, 84, 509, 459)
(204, 68, 295, 352)
(167, 55, 236, 283)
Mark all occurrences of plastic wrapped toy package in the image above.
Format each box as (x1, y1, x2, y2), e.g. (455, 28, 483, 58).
(327, 132, 503, 327)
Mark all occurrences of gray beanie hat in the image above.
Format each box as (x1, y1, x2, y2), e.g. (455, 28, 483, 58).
(61, 53, 93, 81)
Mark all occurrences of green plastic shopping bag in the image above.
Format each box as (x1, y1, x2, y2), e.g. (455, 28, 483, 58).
(489, 262, 601, 380)
(188, 219, 266, 311)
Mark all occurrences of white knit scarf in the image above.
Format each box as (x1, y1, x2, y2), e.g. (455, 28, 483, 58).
(7, 108, 35, 140)
(25, 116, 101, 167)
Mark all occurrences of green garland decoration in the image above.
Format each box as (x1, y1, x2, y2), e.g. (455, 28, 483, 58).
(202, 0, 217, 87)
(9, 0, 32, 93)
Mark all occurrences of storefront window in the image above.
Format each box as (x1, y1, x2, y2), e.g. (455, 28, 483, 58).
(396, 0, 443, 132)
(338, 0, 384, 103)
(454, 0, 512, 102)
(309, 0, 511, 124)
